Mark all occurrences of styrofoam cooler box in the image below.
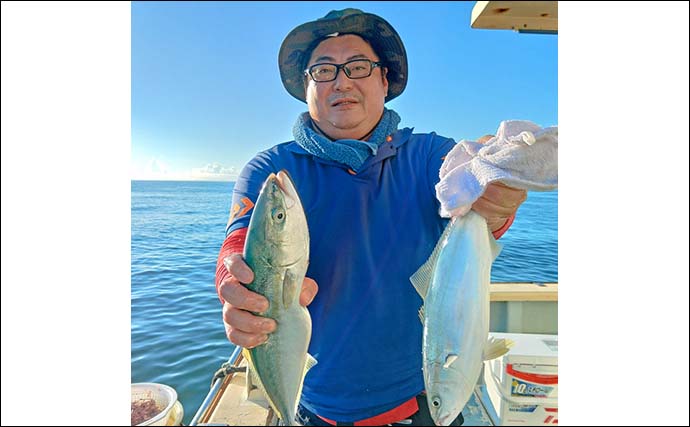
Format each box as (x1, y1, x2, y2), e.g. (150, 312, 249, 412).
(483, 333, 558, 425)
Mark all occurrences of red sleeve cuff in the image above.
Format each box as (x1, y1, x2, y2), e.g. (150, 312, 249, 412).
(215, 227, 248, 303)
(492, 213, 515, 240)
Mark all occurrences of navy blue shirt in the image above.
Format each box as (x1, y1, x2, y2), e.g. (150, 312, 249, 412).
(226, 128, 456, 421)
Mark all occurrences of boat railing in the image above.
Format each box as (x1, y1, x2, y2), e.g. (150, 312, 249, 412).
(190, 345, 243, 426)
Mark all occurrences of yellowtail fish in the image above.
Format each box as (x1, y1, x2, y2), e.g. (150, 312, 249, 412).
(226, 170, 316, 423)
(411, 211, 513, 426)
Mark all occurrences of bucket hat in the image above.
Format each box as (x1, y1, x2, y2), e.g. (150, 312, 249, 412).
(278, 8, 407, 103)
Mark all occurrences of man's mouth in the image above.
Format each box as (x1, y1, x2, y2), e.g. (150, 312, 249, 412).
(331, 98, 358, 107)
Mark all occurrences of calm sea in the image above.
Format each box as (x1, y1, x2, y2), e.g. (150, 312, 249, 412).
(131, 180, 557, 424)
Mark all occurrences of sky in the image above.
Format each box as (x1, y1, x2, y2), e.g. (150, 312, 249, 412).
(2, 2, 689, 426)
(131, 1, 557, 181)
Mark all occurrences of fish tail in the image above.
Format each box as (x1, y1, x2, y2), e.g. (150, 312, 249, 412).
(483, 337, 514, 360)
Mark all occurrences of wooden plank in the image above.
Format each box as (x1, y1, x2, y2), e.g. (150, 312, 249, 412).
(490, 282, 558, 301)
(471, 1, 558, 32)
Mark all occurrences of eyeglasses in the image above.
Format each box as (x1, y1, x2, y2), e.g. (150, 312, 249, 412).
(304, 59, 383, 82)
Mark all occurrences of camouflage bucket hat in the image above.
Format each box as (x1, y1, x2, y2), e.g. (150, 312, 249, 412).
(279, 8, 408, 104)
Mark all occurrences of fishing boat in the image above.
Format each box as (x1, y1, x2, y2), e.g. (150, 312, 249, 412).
(189, 282, 557, 426)
(190, 2, 558, 425)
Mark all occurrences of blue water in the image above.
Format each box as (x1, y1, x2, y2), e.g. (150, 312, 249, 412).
(131, 180, 557, 424)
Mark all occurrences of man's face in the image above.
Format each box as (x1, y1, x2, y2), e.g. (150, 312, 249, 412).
(305, 34, 389, 141)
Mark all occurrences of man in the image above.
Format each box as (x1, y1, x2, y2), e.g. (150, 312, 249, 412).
(216, 9, 526, 426)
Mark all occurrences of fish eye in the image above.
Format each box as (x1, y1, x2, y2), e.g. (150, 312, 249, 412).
(272, 209, 285, 222)
(431, 397, 441, 408)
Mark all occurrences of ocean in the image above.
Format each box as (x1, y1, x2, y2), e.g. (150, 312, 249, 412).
(131, 180, 557, 424)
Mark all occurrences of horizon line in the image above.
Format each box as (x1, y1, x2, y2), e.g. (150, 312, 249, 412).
(131, 179, 236, 183)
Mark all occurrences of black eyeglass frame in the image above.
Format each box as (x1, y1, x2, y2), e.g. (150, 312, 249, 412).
(304, 59, 384, 82)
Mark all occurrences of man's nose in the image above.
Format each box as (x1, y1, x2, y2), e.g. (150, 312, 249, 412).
(332, 67, 353, 92)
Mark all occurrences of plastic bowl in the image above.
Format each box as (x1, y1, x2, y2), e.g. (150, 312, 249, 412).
(131, 382, 178, 426)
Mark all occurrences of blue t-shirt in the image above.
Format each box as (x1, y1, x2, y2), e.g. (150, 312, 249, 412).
(226, 128, 456, 421)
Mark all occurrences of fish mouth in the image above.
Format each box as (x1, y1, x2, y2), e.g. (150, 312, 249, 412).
(435, 413, 455, 426)
(275, 170, 298, 209)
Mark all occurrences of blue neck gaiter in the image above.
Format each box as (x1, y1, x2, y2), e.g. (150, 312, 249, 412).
(293, 108, 401, 172)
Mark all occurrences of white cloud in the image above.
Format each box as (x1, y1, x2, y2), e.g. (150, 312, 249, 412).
(131, 159, 240, 181)
(190, 162, 239, 181)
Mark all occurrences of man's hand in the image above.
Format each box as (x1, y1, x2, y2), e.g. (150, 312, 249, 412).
(472, 182, 527, 232)
(471, 134, 527, 232)
(219, 254, 318, 348)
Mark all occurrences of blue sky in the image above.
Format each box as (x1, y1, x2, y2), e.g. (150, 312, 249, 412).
(132, 1, 557, 181)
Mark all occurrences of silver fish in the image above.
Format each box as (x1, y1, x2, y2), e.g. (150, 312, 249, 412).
(411, 211, 513, 426)
(226, 170, 316, 423)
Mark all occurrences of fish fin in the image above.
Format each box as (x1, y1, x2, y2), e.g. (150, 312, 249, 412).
(488, 232, 503, 261)
(242, 347, 257, 384)
(410, 263, 431, 300)
(418, 306, 425, 324)
(245, 350, 281, 416)
(410, 220, 455, 299)
(304, 353, 318, 374)
(290, 353, 318, 423)
(282, 268, 300, 308)
(243, 349, 262, 397)
(243, 349, 264, 393)
(246, 362, 258, 392)
(443, 354, 458, 369)
(483, 337, 514, 360)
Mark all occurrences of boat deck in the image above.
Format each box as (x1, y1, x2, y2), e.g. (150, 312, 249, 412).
(200, 357, 278, 426)
(199, 359, 497, 426)
(192, 282, 557, 426)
